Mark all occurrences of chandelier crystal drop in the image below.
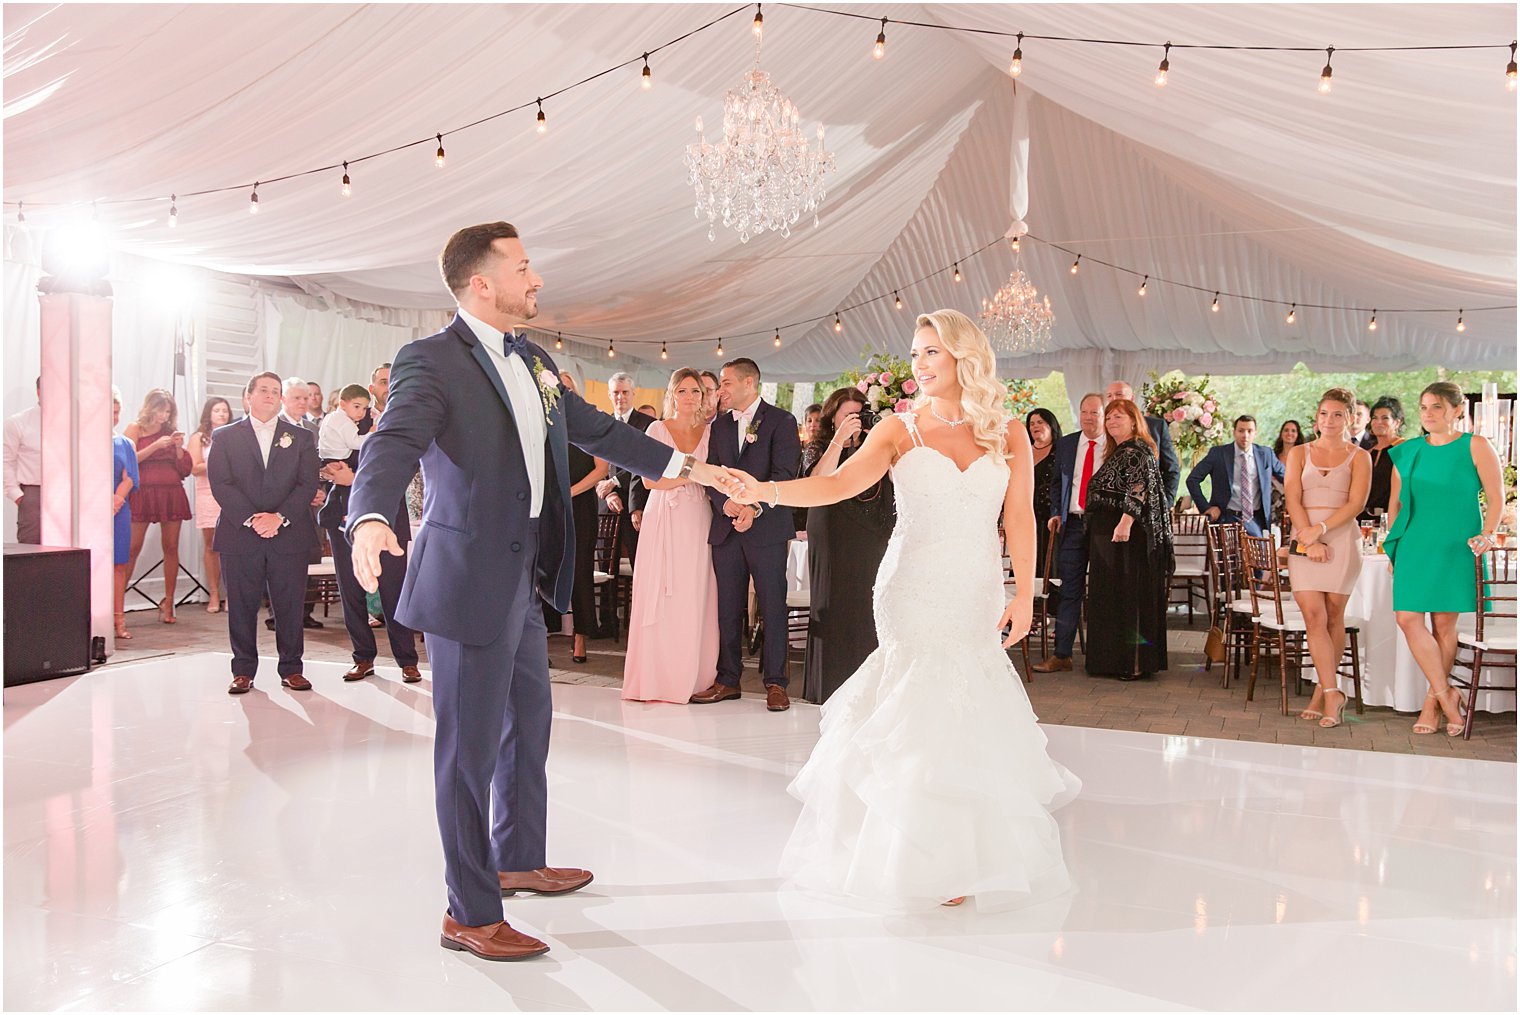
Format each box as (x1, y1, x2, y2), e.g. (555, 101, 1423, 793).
(684, 42, 836, 243)
(980, 268, 1055, 355)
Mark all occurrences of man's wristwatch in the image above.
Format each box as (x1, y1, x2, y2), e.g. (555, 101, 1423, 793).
(678, 453, 696, 480)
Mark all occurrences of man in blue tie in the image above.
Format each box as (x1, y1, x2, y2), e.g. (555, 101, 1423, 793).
(1185, 415, 1286, 537)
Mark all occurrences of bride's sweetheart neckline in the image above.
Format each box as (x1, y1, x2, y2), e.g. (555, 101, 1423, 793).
(896, 443, 1005, 477)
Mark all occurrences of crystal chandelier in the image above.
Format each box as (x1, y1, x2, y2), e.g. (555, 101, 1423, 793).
(684, 45, 836, 243)
(980, 267, 1056, 355)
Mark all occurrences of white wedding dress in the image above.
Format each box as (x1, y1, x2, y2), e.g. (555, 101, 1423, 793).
(779, 413, 1081, 911)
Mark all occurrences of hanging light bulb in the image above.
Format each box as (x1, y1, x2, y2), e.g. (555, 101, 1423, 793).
(1155, 43, 1171, 87)
(1286, 304, 1297, 324)
(641, 54, 652, 90)
(753, 3, 763, 37)
(660, 341, 669, 360)
(833, 313, 843, 333)
(248, 182, 260, 214)
(435, 134, 446, 168)
(340, 162, 352, 197)
(1318, 47, 1334, 94)
(167, 195, 177, 228)
(1456, 310, 1466, 332)
(1137, 276, 1148, 296)
(773, 330, 782, 348)
(716, 336, 724, 356)
(894, 291, 903, 310)
(536, 99, 547, 134)
(555, 331, 564, 350)
(953, 263, 962, 282)
(874, 18, 887, 60)
(607, 338, 616, 359)
(1507, 41, 1517, 92)
(1367, 311, 1378, 332)
(1211, 292, 1221, 312)
(1009, 33, 1023, 76)
(1010, 234, 1021, 253)
(1069, 255, 1081, 275)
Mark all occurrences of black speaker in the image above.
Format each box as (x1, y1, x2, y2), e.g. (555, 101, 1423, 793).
(4, 544, 92, 686)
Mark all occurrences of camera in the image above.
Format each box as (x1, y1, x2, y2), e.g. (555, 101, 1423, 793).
(855, 404, 879, 431)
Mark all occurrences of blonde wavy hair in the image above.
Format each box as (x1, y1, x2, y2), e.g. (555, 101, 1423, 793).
(662, 367, 708, 421)
(913, 309, 1010, 459)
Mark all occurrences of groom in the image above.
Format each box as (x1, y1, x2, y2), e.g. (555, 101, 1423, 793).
(349, 222, 731, 962)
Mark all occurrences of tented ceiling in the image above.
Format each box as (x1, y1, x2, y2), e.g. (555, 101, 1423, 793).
(4, 3, 1515, 381)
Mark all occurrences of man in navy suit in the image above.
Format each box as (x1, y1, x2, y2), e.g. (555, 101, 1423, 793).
(1185, 415, 1286, 537)
(1106, 381, 1181, 507)
(347, 222, 730, 963)
(691, 358, 802, 712)
(207, 371, 320, 694)
(1032, 392, 1105, 673)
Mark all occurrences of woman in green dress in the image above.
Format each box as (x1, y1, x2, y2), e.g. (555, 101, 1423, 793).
(1385, 381, 1505, 737)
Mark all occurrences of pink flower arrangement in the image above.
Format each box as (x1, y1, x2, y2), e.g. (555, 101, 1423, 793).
(1199, 412, 1214, 427)
(894, 398, 914, 414)
(1143, 371, 1228, 456)
(878, 371, 894, 385)
(901, 378, 918, 395)
(856, 379, 870, 394)
(1202, 399, 1216, 412)
(1172, 407, 1187, 422)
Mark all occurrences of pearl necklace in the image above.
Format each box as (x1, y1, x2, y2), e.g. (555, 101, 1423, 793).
(929, 405, 967, 428)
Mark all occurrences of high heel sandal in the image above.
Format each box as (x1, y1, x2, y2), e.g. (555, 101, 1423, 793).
(113, 615, 132, 640)
(158, 597, 177, 624)
(1298, 689, 1324, 722)
(1435, 686, 1467, 738)
(206, 597, 221, 614)
(1318, 688, 1347, 729)
(1412, 692, 1442, 735)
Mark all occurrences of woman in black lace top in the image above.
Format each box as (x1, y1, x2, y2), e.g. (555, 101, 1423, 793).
(1026, 408, 1062, 579)
(799, 387, 897, 703)
(1083, 398, 1175, 680)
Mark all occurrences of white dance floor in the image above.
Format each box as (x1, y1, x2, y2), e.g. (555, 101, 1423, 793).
(5, 653, 1515, 1011)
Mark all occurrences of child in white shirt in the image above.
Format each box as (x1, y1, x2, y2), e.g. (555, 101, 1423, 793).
(318, 384, 373, 469)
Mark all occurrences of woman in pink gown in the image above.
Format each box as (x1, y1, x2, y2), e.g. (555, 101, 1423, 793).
(622, 368, 720, 703)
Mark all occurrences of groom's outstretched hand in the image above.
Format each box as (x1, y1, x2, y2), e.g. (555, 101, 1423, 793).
(687, 460, 740, 493)
(352, 520, 405, 593)
(717, 467, 763, 506)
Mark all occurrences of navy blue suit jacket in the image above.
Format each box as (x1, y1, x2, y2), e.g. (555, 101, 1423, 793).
(1146, 414, 1182, 506)
(1048, 431, 1095, 528)
(346, 314, 674, 645)
(706, 399, 801, 547)
(1185, 443, 1285, 524)
(207, 416, 320, 556)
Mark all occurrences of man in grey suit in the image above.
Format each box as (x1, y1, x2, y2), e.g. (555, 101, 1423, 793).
(1185, 415, 1286, 537)
(1106, 380, 1181, 507)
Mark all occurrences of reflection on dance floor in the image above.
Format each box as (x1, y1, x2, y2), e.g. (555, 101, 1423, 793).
(5, 654, 1514, 1010)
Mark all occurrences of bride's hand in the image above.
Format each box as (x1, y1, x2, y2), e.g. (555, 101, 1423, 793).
(999, 595, 1033, 649)
(723, 467, 763, 506)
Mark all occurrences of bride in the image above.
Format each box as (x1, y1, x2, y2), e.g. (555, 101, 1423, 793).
(723, 309, 1080, 911)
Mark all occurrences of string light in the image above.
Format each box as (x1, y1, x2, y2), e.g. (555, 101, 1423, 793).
(894, 291, 903, 309)
(536, 99, 547, 134)
(834, 312, 843, 332)
(555, 331, 564, 350)
(1211, 292, 1220, 312)
(874, 18, 887, 60)
(716, 336, 724, 355)
(1009, 234, 1020, 253)
(1069, 255, 1081, 275)
(1456, 310, 1466, 332)
(773, 329, 782, 348)
(1367, 310, 1378, 331)
(435, 134, 446, 168)
(641, 54, 652, 90)
(340, 162, 351, 197)
(248, 182, 260, 214)
(1137, 276, 1148, 296)
(1009, 32, 1023, 76)
(1508, 41, 1517, 91)
(1286, 304, 1297, 324)
(753, 3, 763, 37)
(953, 262, 962, 282)
(607, 338, 616, 358)
(168, 195, 177, 227)
(1318, 47, 1334, 94)
(661, 341, 669, 360)
(1155, 43, 1171, 87)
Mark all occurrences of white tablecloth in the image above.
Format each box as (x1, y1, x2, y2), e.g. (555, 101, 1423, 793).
(787, 538, 809, 593)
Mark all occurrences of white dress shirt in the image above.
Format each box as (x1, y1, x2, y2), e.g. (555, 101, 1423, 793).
(3, 404, 42, 502)
(731, 397, 761, 450)
(1068, 433, 1105, 516)
(249, 413, 280, 467)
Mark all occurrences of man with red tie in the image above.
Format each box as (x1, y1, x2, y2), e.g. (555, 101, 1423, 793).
(1032, 392, 1106, 673)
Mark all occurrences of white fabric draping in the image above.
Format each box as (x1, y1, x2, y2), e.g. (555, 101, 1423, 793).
(2, 4, 1513, 382)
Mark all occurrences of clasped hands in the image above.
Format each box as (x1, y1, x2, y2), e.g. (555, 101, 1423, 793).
(248, 512, 284, 538)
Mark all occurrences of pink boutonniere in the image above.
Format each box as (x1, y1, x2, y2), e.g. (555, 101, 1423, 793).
(744, 420, 760, 444)
(277, 432, 293, 449)
(532, 357, 561, 426)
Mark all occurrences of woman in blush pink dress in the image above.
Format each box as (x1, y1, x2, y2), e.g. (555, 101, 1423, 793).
(622, 368, 719, 703)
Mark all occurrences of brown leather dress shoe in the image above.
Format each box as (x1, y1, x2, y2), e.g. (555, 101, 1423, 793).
(227, 675, 254, 695)
(1030, 656, 1073, 673)
(439, 913, 549, 961)
(401, 666, 423, 683)
(690, 681, 742, 704)
(343, 661, 375, 682)
(498, 866, 594, 897)
(766, 685, 790, 712)
(280, 673, 313, 691)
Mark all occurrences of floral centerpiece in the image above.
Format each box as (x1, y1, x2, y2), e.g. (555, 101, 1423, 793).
(1141, 371, 1228, 459)
(839, 348, 918, 416)
(1004, 378, 1038, 418)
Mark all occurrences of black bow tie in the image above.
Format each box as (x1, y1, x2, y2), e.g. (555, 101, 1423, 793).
(503, 331, 529, 359)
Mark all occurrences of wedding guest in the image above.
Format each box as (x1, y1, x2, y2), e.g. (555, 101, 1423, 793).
(1084, 398, 1173, 681)
(3, 377, 42, 543)
(1185, 415, 1285, 538)
(1385, 382, 1505, 737)
(1350, 399, 1376, 450)
(595, 371, 654, 634)
(1359, 396, 1405, 520)
(276, 376, 325, 630)
(802, 403, 823, 445)
(209, 371, 320, 694)
(188, 396, 232, 612)
(700, 369, 723, 420)
(369, 362, 391, 418)
(800, 387, 895, 703)
(318, 384, 373, 469)
(1033, 393, 1104, 673)
(692, 358, 802, 711)
(305, 381, 325, 425)
(546, 372, 608, 664)
(1104, 380, 1181, 505)
(124, 388, 193, 624)
(1271, 419, 1305, 532)
(622, 368, 718, 701)
(636, 403, 658, 418)
(1026, 407, 1061, 578)
(111, 387, 139, 640)
(326, 389, 343, 415)
(1284, 388, 1371, 728)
